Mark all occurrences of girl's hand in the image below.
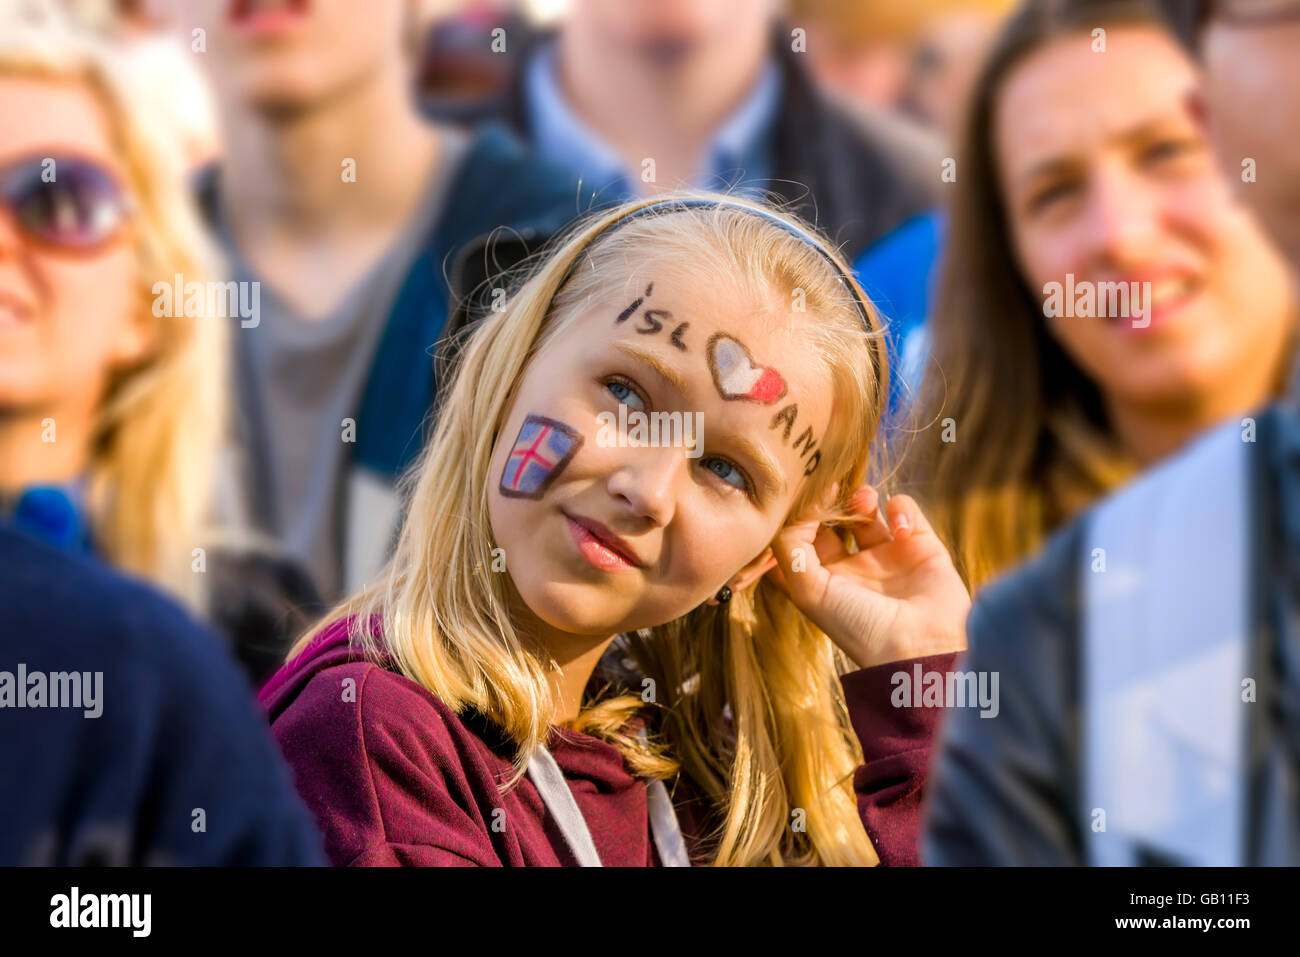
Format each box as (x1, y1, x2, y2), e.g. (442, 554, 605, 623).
(767, 485, 970, 670)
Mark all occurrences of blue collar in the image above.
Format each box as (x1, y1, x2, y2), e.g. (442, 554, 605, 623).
(2, 480, 93, 555)
(524, 41, 780, 202)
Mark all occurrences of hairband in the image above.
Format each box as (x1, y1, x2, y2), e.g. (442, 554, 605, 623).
(596, 197, 877, 335)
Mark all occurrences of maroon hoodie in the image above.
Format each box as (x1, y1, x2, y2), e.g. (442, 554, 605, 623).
(259, 616, 956, 866)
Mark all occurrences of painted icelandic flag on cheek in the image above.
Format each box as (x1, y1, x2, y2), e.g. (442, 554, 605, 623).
(500, 415, 583, 498)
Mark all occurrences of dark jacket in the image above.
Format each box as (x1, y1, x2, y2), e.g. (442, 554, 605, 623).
(428, 25, 943, 264)
(921, 402, 1300, 865)
(1, 484, 324, 689)
(0, 527, 327, 865)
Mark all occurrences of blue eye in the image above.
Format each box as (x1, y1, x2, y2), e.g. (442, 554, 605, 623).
(606, 379, 646, 411)
(701, 456, 749, 492)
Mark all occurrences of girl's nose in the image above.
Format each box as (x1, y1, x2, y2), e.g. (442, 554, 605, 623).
(605, 446, 681, 527)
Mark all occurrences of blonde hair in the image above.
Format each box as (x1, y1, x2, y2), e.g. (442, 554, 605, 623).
(295, 195, 891, 866)
(1, 7, 228, 609)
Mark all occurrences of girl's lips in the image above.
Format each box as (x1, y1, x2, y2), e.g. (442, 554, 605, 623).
(564, 514, 641, 572)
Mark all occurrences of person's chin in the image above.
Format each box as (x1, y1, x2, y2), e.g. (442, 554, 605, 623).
(522, 578, 639, 638)
(235, 65, 334, 116)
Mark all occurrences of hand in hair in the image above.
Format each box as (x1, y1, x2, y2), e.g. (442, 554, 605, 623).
(766, 486, 970, 670)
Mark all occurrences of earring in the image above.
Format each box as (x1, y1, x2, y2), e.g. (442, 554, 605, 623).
(715, 585, 732, 604)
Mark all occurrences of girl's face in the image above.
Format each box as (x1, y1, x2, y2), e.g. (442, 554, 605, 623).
(995, 26, 1293, 411)
(0, 78, 148, 420)
(488, 264, 834, 638)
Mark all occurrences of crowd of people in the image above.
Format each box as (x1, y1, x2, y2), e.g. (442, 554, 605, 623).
(1, 0, 1297, 867)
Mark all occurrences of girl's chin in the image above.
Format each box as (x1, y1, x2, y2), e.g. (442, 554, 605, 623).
(520, 580, 685, 639)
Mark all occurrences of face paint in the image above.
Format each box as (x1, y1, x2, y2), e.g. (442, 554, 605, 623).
(770, 404, 797, 441)
(770, 404, 822, 476)
(616, 283, 654, 324)
(707, 333, 787, 404)
(499, 414, 583, 499)
(616, 280, 692, 351)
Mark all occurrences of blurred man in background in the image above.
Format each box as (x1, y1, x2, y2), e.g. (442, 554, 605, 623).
(433, 0, 941, 270)
(924, 0, 1300, 866)
(181, 0, 587, 604)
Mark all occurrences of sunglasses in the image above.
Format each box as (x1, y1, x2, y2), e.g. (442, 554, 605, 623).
(0, 155, 133, 254)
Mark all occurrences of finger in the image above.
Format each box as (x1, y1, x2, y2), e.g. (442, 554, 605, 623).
(812, 522, 849, 566)
(771, 519, 829, 605)
(884, 493, 934, 542)
(846, 486, 894, 552)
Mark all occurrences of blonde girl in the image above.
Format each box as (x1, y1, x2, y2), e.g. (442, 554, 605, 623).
(261, 195, 970, 866)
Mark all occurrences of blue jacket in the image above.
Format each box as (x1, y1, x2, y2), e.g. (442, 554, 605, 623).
(0, 526, 327, 865)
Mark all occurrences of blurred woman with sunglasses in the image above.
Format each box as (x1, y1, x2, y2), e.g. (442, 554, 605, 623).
(0, 10, 320, 683)
(907, 0, 1297, 590)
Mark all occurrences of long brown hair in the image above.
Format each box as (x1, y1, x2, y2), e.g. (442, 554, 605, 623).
(909, 0, 1197, 590)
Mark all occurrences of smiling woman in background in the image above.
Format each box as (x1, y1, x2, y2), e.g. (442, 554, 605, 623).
(0, 11, 320, 683)
(908, 0, 1296, 590)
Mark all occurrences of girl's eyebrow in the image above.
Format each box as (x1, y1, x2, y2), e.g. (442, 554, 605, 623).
(611, 341, 689, 396)
(610, 341, 787, 496)
(728, 433, 787, 497)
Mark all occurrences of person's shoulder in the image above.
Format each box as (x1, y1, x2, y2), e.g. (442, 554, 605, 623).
(449, 121, 596, 235)
(0, 529, 325, 864)
(0, 527, 223, 674)
(269, 627, 493, 770)
(967, 515, 1086, 665)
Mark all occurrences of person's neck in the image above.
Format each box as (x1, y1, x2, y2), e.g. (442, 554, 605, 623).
(511, 595, 618, 725)
(545, 633, 619, 727)
(1107, 377, 1275, 467)
(0, 404, 92, 497)
(556, 18, 770, 192)
(217, 60, 442, 244)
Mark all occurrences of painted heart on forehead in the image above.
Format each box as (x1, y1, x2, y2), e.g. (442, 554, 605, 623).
(707, 333, 788, 404)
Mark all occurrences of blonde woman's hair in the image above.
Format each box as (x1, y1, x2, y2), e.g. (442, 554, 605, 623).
(295, 194, 891, 866)
(1, 6, 228, 609)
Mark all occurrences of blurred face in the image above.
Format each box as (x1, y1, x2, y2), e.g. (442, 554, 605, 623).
(571, 0, 773, 62)
(905, 12, 1001, 135)
(1204, 14, 1300, 269)
(995, 26, 1293, 412)
(0, 78, 147, 423)
(487, 264, 833, 639)
(187, 0, 411, 114)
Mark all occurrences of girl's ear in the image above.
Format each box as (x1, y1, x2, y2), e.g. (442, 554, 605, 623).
(725, 546, 779, 596)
